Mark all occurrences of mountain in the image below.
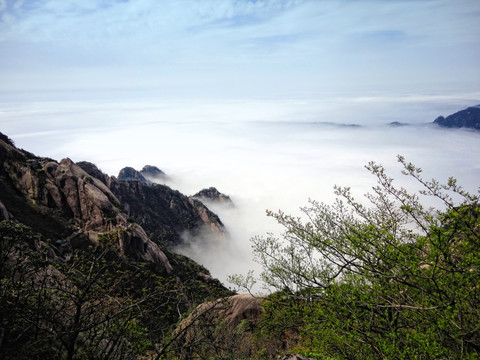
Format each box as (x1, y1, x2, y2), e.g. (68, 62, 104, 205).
(433, 105, 480, 129)
(0, 131, 233, 358)
(0, 131, 225, 267)
(117, 165, 167, 185)
(140, 164, 167, 182)
(117, 166, 149, 183)
(192, 186, 234, 206)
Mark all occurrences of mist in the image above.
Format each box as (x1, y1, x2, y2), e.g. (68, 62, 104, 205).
(1, 93, 480, 287)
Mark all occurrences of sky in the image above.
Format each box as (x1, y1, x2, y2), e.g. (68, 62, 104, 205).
(1, 0, 480, 97)
(1, 0, 480, 288)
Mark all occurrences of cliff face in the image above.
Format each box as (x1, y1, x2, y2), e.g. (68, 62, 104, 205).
(79, 162, 226, 247)
(433, 105, 480, 130)
(0, 132, 225, 272)
(192, 186, 234, 206)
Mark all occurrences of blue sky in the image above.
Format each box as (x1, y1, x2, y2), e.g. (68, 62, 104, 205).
(1, 0, 479, 97)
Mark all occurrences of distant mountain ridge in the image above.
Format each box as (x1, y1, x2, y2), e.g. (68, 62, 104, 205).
(433, 105, 480, 130)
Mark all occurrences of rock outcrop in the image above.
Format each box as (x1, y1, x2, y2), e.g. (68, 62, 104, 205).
(433, 105, 480, 130)
(173, 294, 263, 358)
(189, 294, 263, 327)
(108, 178, 226, 246)
(117, 165, 167, 185)
(117, 166, 149, 184)
(192, 186, 233, 206)
(140, 165, 167, 182)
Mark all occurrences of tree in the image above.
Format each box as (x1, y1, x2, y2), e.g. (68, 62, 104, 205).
(0, 226, 154, 360)
(240, 156, 479, 359)
(1, 222, 234, 360)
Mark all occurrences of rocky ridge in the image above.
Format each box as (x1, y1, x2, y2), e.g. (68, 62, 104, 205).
(117, 165, 167, 185)
(192, 186, 234, 206)
(433, 105, 480, 130)
(0, 132, 225, 272)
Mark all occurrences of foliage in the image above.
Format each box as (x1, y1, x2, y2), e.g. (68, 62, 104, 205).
(244, 156, 480, 359)
(0, 223, 232, 359)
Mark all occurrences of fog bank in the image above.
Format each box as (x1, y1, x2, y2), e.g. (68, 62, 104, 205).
(1, 94, 479, 286)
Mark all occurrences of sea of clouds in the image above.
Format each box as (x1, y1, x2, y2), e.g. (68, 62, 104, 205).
(1, 92, 479, 290)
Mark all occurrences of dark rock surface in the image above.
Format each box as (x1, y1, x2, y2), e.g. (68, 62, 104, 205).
(192, 187, 233, 206)
(433, 105, 480, 130)
(110, 180, 225, 247)
(117, 166, 149, 184)
(117, 165, 167, 185)
(140, 165, 167, 182)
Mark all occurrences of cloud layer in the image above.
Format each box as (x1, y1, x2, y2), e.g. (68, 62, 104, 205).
(2, 95, 479, 286)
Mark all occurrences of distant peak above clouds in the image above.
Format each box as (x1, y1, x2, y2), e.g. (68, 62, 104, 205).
(433, 106, 480, 130)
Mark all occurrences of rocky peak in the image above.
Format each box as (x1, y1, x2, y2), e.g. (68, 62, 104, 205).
(76, 161, 110, 186)
(433, 106, 480, 130)
(110, 180, 226, 247)
(140, 165, 167, 183)
(192, 187, 233, 206)
(117, 165, 167, 185)
(117, 166, 149, 184)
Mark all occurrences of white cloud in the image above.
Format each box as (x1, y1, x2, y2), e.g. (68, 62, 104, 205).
(1, 95, 479, 284)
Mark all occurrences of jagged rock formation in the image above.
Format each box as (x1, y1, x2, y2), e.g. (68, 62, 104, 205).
(117, 165, 167, 185)
(140, 165, 167, 182)
(433, 105, 480, 130)
(117, 166, 149, 184)
(77, 163, 225, 247)
(0, 132, 226, 272)
(108, 177, 226, 247)
(192, 186, 233, 206)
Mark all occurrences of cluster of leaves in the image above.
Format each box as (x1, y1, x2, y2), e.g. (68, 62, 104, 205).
(240, 156, 479, 359)
(0, 222, 231, 360)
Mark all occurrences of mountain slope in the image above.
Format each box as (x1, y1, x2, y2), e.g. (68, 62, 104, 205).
(78, 162, 226, 247)
(0, 132, 225, 272)
(0, 131, 233, 358)
(433, 105, 480, 129)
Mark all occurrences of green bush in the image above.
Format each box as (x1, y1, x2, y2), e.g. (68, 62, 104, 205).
(243, 156, 479, 359)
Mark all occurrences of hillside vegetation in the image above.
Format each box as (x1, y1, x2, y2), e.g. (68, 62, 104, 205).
(231, 156, 480, 359)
